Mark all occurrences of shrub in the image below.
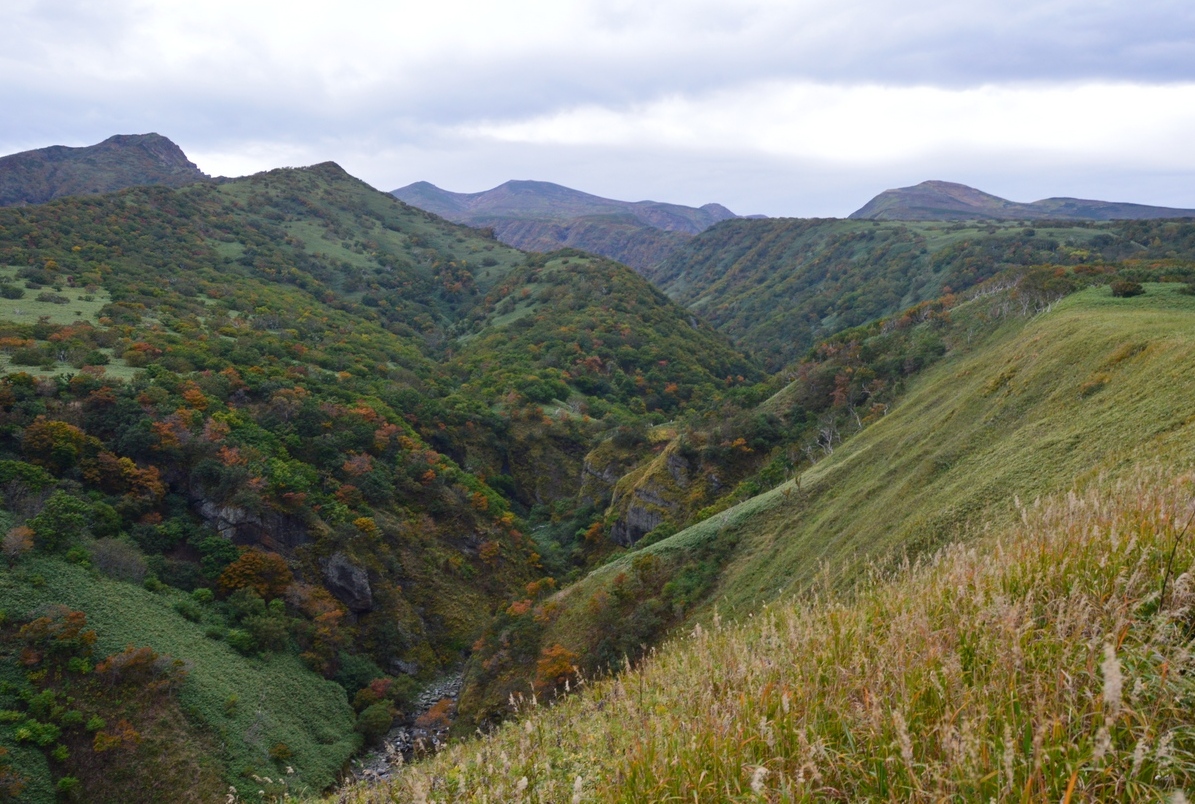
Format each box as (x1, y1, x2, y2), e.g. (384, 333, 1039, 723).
(89, 535, 148, 580)
(355, 702, 393, 744)
(225, 629, 257, 655)
(1110, 279, 1144, 297)
(35, 292, 70, 304)
(0, 284, 24, 299)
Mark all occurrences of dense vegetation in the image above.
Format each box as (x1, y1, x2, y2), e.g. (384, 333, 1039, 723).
(0, 161, 774, 795)
(648, 216, 1195, 368)
(392, 180, 737, 271)
(343, 281, 1195, 803)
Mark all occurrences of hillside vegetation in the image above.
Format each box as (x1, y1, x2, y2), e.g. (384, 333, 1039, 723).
(452, 281, 1195, 730)
(647, 216, 1195, 367)
(341, 281, 1195, 802)
(343, 467, 1195, 802)
(392, 180, 738, 271)
(0, 163, 766, 795)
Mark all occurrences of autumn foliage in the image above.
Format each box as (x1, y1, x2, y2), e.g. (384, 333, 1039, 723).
(217, 549, 294, 599)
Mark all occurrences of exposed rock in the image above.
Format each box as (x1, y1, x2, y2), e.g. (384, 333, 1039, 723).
(320, 551, 374, 612)
(196, 499, 310, 551)
(390, 659, 419, 676)
(610, 499, 666, 546)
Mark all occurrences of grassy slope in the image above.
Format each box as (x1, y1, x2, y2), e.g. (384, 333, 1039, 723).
(336, 284, 1195, 802)
(715, 281, 1195, 610)
(345, 468, 1195, 802)
(0, 558, 356, 795)
(523, 282, 1195, 673)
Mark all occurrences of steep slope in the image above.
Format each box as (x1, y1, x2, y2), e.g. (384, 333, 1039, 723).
(454, 279, 1195, 726)
(647, 216, 1195, 368)
(351, 469, 1195, 803)
(0, 133, 212, 206)
(342, 282, 1195, 803)
(392, 180, 738, 270)
(851, 179, 1195, 221)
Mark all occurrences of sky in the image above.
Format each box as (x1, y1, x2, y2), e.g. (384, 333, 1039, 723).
(2, 0, 1194, 216)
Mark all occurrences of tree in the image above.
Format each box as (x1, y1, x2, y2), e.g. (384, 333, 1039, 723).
(27, 491, 90, 553)
(217, 549, 293, 600)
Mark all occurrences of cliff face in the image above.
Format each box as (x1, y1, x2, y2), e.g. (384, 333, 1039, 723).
(0, 133, 212, 206)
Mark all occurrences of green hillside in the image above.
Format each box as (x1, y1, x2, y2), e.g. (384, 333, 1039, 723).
(0, 164, 766, 796)
(647, 216, 1195, 368)
(348, 467, 1195, 802)
(454, 280, 1195, 728)
(342, 282, 1195, 803)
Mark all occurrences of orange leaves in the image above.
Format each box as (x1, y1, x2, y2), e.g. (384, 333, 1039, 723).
(479, 540, 501, 564)
(177, 381, 209, 411)
(506, 599, 533, 617)
(534, 644, 579, 696)
(525, 577, 557, 599)
(353, 517, 379, 539)
(217, 445, 246, 466)
(92, 719, 142, 753)
(217, 549, 293, 600)
(149, 416, 190, 450)
(22, 416, 95, 472)
(342, 453, 374, 476)
(373, 422, 401, 451)
(470, 491, 490, 511)
(415, 698, 454, 731)
(81, 452, 165, 500)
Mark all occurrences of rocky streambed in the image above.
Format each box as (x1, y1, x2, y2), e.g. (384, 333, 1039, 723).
(346, 673, 464, 784)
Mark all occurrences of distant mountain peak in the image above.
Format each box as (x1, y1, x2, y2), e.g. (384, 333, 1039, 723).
(0, 133, 212, 207)
(851, 180, 1195, 221)
(391, 179, 745, 270)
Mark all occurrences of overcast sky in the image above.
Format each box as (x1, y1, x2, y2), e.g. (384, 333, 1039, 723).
(3, 0, 1194, 216)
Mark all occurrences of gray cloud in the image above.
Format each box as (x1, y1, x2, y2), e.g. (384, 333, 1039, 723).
(1, 0, 1194, 214)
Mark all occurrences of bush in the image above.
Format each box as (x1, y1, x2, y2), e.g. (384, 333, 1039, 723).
(355, 702, 393, 744)
(35, 292, 70, 304)
(334, 652, 387, 696)
(0, 284, 24, 299)
(89, 539, 147, 583)
(225, 628, 257, 655)
(1110, 279, 1144, 298)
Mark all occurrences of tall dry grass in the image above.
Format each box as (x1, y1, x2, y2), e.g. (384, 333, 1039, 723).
(336, 468, 1195, 802)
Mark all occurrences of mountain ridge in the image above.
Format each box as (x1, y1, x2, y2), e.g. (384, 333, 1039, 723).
(0, 133, 213, 206)
(392, 179, 741, 270)
(851, 179, 1195, 221)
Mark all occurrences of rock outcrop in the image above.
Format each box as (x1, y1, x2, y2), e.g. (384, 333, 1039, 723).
(320, 551, 374, 612)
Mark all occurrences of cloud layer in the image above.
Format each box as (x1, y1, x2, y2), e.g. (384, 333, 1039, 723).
(2, 0, 1194, 214)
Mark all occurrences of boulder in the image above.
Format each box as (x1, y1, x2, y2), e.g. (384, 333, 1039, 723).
(320, 551, 373, 612)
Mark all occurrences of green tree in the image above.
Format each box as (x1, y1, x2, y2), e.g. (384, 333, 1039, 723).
(27, 491, 91, 553)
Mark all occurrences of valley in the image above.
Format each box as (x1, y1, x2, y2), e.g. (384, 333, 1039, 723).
(0, 136, 1193, 801)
